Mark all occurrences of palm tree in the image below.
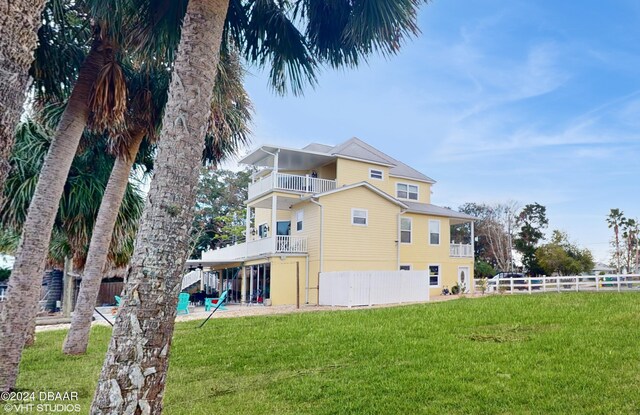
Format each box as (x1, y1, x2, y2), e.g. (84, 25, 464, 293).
(91, 1, 425, 412)
(0, 0, 137, 389)
(0, 0, 49, 208)
(607, 209, 625, 273)
(63, 47, 252, 355)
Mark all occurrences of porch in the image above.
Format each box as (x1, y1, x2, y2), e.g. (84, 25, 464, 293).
(201, 235, 308, 262)
(248, 172, 337, 200)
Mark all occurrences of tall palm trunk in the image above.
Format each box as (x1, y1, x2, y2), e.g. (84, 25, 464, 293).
(0, 0, 48, 209)
(91, 0, 229, 412)
(63, 129, 145, 355)
(0, 44, 103, 392)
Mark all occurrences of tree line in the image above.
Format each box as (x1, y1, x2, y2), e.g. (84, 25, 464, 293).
(458, 202, 593, 278)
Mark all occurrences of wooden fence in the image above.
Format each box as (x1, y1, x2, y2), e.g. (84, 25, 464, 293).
(478, 274, 640, 295)
(319, 270, 430, 307)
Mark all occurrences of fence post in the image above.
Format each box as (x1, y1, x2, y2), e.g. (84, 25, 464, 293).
(575, 276, 579, 292)
(595, 275, 599, 292)
(556, 277, 560, 292)
(617, 275, 621, 293)
(528, 277, 532, 294)
(510, 277, 514, 294)
(542, 276, 546, 293)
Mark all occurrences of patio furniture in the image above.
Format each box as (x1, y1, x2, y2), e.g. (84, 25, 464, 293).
(205, 290, 228, 311)
(114, 295, 122, 306)
(177, 292, 190, 315)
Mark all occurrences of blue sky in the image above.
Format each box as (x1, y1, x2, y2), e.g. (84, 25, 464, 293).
(233, 0, 640, 262)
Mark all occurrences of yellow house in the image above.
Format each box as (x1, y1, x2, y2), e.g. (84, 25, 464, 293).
(187, 137, 475, 306)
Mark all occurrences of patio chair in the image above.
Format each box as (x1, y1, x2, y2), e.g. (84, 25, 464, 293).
(176, 292, 190, 315)
(205, 290, 228, 311)
(114, 295, 122, 307)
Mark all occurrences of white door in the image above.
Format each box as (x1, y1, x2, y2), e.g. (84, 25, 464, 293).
(457, 267, 470, 293)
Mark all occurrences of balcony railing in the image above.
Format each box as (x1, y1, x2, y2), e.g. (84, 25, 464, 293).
(201, 236, 308, 262)
(248, 172, 337, 200)
(275, 235, 307, 253)
(450, 243, 473, 258)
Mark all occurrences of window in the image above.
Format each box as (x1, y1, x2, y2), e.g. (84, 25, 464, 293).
(296, 210, 304, 231)
(399, 264, 412, 271)
(428, 265, 440, 286)
(400, 217, 412, 243)
(352, 208, 368, 226)
(369, 168, 383, 180)
(258, 223, 268, 238)
(429, 220, 440, 245)
(396, 183, 418, 200)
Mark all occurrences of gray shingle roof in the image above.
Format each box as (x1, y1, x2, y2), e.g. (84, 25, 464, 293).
(404, 201, 476, 220)
(327, 137, 436, 183)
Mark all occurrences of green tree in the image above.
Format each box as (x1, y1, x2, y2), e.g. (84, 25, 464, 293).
(92, 1, 428, 412)
(536, 230, 594, 276)
(474, 260, 496, 279)
(191, 168, 252, 259)
(514, 203, 548, 276)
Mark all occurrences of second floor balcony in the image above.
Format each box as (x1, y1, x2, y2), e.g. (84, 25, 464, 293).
(248, 172, 337, 200)
(450, 243, 473, 258)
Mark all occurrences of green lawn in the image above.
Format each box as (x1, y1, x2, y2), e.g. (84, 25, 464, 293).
(16, 293, 640, 414)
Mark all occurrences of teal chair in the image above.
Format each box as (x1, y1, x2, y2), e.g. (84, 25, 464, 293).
(176, 292, 190, 315)
(204, 290, 228, 311)
(114, 295, 122, 307)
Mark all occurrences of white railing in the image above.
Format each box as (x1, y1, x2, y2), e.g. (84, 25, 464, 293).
(248, 172, 337, 199)
(450, 243, 473, 258)
(275, 235, 307, 253)
(200, 236, 308, 262)
(479, 274, 640, 295)
(181, 270, 201, 290)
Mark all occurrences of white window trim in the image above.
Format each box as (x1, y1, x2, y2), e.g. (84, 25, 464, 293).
(369, 168, 384, 180)
(428, 263, 441, 287)
(351, 208, 368, 226)
(400, 217, 412, 244)
(429, 219, 441, 245)
(399, 264, 412, 271)
(296, 210, 304, 232)
(396, 182, 419, 201)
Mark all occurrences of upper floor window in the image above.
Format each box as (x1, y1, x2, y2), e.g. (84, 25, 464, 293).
(296, 210, 304, 231)
(352, 208, 368, 226)
(369, 168, 384, 180)
(429, 220, 440, 245)
(399, 264, 412, 271)
(396, 183, 418, 200)
(400, 217, 412, 243)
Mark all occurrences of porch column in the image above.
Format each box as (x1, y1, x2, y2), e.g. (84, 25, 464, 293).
(470, 221, 475, 258)
(241, 267, 247, 304)
(272, 194, 278, 253)
(245, 205, 251, 245)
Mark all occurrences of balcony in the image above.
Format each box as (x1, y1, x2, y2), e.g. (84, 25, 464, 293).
(201, 236, 307, 263)
(450, 243, 473, 258)
(248, 172, 337, 200)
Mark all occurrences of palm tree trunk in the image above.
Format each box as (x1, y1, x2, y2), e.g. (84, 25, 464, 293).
(0, 44, 103, 392)
(0, 0, 48, 209)
(63, 129, 145, 355)
(91, 0, 229, 412)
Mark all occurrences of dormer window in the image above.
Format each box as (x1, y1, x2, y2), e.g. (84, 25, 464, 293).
(396, 183, 418, 200)
(369, 169, 383, 180)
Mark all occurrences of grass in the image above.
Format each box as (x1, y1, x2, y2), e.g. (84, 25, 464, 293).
(16, 293, 640, 414)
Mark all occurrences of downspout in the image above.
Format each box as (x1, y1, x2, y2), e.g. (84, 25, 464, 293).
(305, 254, 310, 304)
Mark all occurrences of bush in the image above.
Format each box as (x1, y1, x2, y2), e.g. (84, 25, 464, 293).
(474, 260, 495, 279)
(0, 267, 10, 282)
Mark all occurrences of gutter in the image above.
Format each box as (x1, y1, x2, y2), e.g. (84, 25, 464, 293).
(309, 198, 324, 305)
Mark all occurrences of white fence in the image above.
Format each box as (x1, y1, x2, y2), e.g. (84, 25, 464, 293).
(275, 235, 307, 253)
(319, 271, 430, 307)
(480, 274, 640, 294)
